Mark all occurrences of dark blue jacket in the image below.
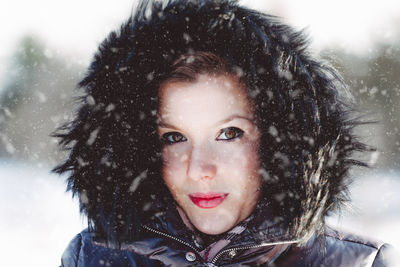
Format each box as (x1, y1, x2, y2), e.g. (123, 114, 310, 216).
(61, 228, 395, 266)
(61, 205, 395, 266)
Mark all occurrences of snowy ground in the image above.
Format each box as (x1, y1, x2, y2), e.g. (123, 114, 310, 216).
(1, 160, 399, 267)
(0, 160, 86, 267)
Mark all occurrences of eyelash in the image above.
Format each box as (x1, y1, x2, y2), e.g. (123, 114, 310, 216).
(217, 127, 244, 141)
(160, 127, 244, 145)
(161, 132, 187, 144)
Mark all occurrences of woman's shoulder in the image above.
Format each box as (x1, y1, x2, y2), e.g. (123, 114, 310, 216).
(60, 229, 158, 267)
(275, 227, 396, 267)
(60, 229, 87, 267)
(322, 227, 396, 266)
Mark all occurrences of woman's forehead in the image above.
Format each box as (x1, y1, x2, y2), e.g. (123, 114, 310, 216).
(158, 74, 255, 124)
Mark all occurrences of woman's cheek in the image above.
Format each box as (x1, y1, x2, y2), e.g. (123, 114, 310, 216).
(217, 141, 261, 197)
(162, 146, 189, 187)
(162, 145, 189, 165)
(217, 141, 258, 169)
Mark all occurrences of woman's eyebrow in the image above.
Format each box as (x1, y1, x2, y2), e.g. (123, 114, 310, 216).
(157, 115, 254, 129)
(216, 114, 254, 126)
(157, 121, 178, 129)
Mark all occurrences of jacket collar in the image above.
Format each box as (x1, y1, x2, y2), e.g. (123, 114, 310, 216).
(142, 202, 299, 258)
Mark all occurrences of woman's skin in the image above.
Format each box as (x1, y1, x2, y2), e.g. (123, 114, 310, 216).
(158, 74, 262, 235)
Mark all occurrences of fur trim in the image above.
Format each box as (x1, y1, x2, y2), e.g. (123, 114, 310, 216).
(53, 0, 368, 245)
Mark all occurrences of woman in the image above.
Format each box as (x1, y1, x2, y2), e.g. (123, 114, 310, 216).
(55, 0, 394, 266)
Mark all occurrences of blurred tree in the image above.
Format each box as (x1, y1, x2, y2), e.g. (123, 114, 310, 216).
(0, 35, 82, 166)
(322, 43, 400, 169)
(0, 37, 47, 111)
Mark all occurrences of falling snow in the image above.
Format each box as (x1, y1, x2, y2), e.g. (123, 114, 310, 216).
(1, 1, 400, 266)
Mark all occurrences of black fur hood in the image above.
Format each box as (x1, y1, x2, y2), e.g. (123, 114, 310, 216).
(53, 0, 368, 246)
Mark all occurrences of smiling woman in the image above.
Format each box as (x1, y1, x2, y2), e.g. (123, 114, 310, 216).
(54, 0, 395, 266)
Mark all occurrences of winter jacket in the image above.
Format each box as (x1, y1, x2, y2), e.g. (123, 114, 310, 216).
(55, 0, 396, 266)
(61, 205, 395, 266)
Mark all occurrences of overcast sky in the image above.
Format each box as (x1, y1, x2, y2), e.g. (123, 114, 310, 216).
(0, 0, 399, 84)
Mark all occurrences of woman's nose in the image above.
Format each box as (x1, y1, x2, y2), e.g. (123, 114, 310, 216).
(187, 144, 217, 181)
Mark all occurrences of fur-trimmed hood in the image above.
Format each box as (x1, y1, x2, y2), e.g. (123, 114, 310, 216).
(53, 0, 367, 246)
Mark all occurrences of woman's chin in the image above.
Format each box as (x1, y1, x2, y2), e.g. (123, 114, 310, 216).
(189, 212, 237, 235)
(197, 226, 228, 235)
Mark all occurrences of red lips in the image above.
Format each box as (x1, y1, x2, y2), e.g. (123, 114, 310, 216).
(189, 193, 229, 209)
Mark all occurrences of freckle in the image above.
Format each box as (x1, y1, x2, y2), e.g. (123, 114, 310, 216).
(180, 154, 188, 162)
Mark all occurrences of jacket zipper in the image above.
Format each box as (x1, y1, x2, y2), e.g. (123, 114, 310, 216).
(210, 239, 301, 264)
(143, 225, 301, 266)
(142, 225, 200, 254)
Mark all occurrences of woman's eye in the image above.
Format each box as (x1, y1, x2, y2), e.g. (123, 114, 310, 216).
(217, 127, 244, 141)
(161, 132, 187, 144)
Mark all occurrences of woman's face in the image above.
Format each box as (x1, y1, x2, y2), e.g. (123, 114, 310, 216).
(158, 74, 262, 235)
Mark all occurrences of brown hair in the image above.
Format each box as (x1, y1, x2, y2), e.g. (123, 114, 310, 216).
(164, 51, 230, 83)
